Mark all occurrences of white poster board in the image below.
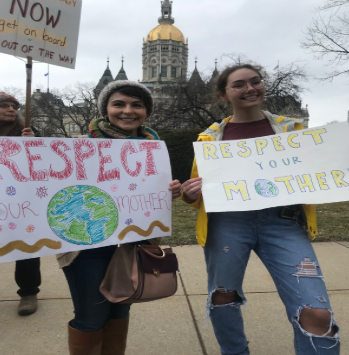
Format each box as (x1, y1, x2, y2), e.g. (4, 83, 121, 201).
(0, 0, 82, 68)
(0, 137, 172, 263)
(194, 122, 349, 212)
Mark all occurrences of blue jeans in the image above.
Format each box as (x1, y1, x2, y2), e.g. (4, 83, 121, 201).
(204, 207, 340, 355)
(63, 245, 131, 332)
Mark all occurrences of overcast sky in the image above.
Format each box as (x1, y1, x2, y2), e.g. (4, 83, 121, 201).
(0, 0, 348, 127)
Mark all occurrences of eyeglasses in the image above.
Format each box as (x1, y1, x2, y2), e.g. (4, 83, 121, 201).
(230, 80, 264, 93)
(0, 103, 19, 110)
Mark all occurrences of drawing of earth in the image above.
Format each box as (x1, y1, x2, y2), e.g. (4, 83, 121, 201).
(47, 186, 118, 245)
(254, 179, 279, 198)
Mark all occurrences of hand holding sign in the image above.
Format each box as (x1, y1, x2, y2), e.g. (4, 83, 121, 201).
(182, 177, 202, 204)
(169, 179, 182, 200)
(21, 127, 34, 137)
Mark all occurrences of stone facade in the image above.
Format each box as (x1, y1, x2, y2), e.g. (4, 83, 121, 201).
(141, 0, 188, 88)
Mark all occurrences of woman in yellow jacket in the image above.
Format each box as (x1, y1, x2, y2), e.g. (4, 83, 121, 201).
(182, 64, 339, 355)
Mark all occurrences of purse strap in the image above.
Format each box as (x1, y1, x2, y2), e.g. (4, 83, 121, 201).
(138, 245, 166, 259)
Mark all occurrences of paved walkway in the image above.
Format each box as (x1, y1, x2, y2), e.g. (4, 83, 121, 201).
(0, 242, 348, 354)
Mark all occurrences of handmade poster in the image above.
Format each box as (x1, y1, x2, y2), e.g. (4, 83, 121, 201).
(0, 137, 172, 263)
(0, 0, 82, 69)
(193, 122, 349, 213)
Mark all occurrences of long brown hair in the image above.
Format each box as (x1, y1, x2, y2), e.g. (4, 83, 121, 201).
(215, 64, 264, 97)
(0, 111, 25, 137)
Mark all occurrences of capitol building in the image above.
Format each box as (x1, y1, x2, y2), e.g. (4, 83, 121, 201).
(94, 0, 309, 129)
(141, 0, 188, 86)
(30, 0, 309, 136)
(95, 0, 192, 96)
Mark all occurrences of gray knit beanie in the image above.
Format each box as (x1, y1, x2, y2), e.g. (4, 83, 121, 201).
(98, 80, 153, 117)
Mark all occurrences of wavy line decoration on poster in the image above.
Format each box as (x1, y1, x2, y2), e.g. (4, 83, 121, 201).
(118, 221, 170, 241)
(0, 137, 172, 263)
(0, 239, 62, 257)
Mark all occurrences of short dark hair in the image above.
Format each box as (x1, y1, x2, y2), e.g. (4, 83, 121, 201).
(216, 64, 263, 97)
(112, 86, 151, 115)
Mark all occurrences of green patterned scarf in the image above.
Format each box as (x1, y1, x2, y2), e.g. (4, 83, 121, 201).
(89, 118, 159, 140)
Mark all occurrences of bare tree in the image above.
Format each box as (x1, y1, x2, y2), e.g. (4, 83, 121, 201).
(31, 88, 69, 137)
(30, 82, 98, 137)
(319, 0, 349, 10)
(148, 75, 231, 130)
(60, 82, 99, 135)
(301, 0, 349, 81)
(0, 86, 25, 104)
(221, 53, 252, 66)
(149, 55, 309, 130)
(326, 119, 344, 124)
(263, 63, 308, 116)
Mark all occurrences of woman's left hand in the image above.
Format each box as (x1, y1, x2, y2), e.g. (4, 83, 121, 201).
(21, 127, 35, 137)
(169, 180, 181, 201)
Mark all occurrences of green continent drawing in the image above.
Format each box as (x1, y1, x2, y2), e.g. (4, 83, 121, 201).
(254, 179, 279, 198)
(47, 186, 118, 245)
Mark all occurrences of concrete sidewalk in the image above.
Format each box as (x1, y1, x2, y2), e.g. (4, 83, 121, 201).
(0, 242, 348, 355)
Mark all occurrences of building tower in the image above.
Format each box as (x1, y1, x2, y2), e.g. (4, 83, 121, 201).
(188, 57, 203, 86)
(94, 58, 114, 98)
(142, 0, 188, 88)
(115, 56, 128, 81)
(209, 58, 219, 85)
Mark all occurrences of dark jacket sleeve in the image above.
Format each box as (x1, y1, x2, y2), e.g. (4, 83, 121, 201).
(31, 126, 42, 137)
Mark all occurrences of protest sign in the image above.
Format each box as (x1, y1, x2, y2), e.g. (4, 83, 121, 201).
(193, 122, 349, 212)
(0, 137, 172, 263)
(0, 0, 82, 69)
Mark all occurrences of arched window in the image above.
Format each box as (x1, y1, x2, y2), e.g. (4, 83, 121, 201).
(152, 67, 157, 77)
(161, 66, 167, 77)
(171, 67, 176, 78)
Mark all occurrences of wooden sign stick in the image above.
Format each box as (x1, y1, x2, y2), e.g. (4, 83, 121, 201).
(25, 56, 32, 128)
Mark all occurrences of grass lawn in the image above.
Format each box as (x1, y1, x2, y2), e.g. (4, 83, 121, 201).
(162, 200, 349, 246)
(316, 201, 349, 242)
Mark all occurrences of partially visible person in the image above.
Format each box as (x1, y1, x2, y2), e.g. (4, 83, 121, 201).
(0, 92, 41, 316)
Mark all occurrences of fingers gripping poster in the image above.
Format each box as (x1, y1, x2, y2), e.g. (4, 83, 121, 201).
(194, 122, 349, 213)
(0, 137, 172, 263)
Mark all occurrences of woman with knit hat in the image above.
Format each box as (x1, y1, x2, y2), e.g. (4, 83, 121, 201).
(57, 80, 181, 355)
(0, 92, 41, 316)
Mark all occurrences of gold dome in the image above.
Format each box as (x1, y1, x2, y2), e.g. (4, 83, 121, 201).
(146, 23, 185, 44)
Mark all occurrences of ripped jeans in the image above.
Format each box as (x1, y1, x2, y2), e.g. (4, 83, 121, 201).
(204, 207, 340, 355)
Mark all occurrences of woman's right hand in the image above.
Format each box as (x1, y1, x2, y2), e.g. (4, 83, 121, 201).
(182, 177, 202, 204)
(21, 127, 35, 137)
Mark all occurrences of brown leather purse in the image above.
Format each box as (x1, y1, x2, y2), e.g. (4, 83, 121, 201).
(100, 244, 178, 304)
